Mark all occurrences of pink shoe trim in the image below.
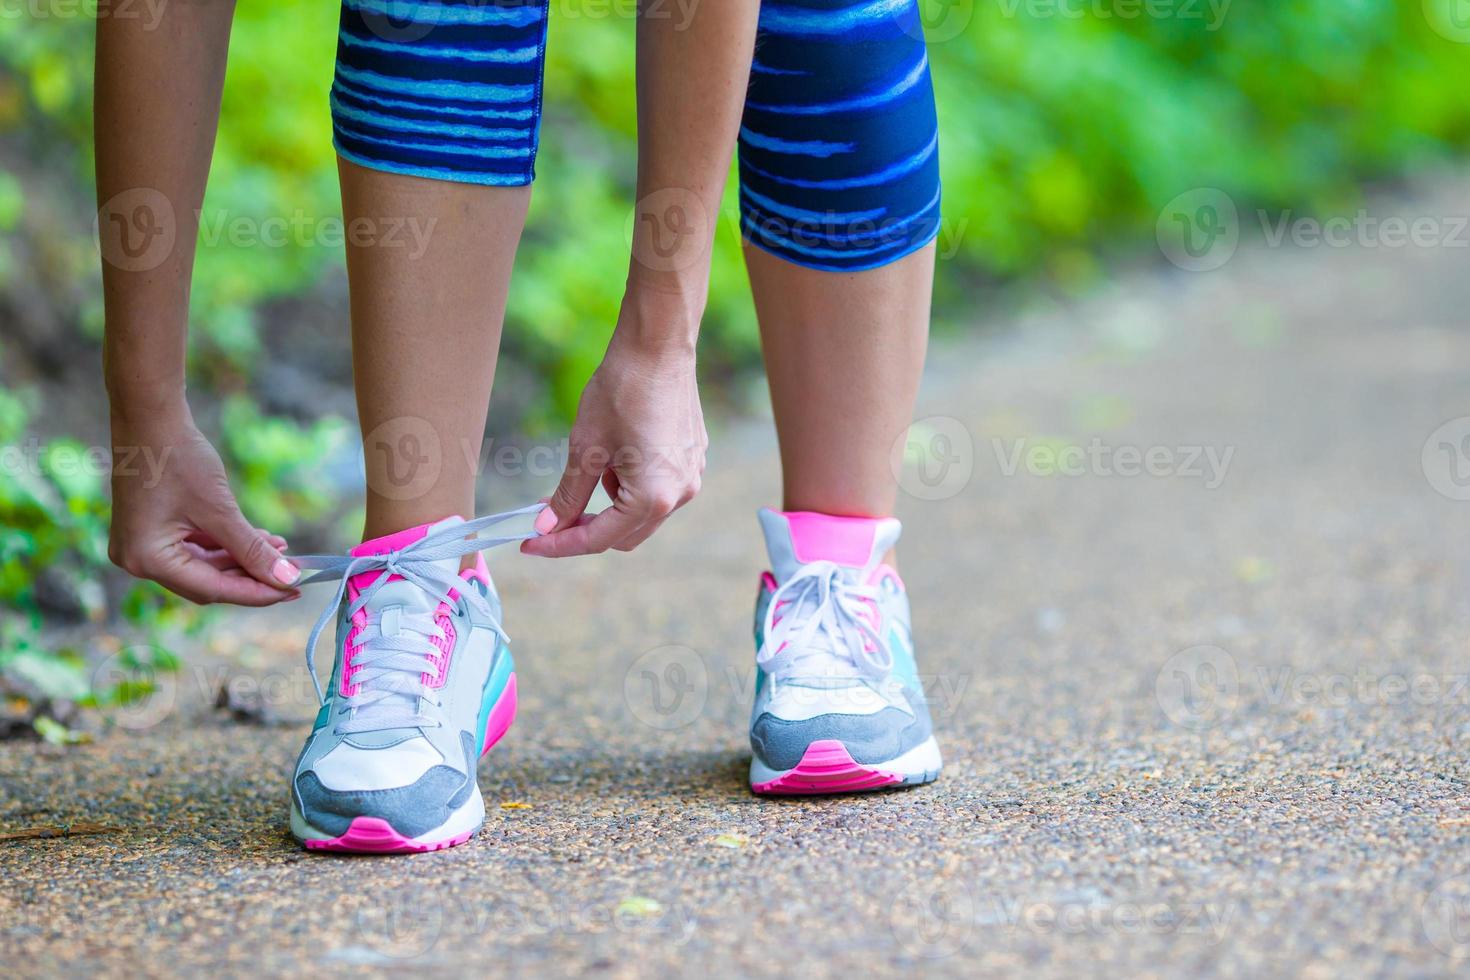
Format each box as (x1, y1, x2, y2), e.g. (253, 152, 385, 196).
(350, 518, 465, 559)
(866, 562, 906, 591)
(302, 816, 474, 854)
(780, 511, 885, 567)
(751, 739, 903, 795)
(481, 672, 518, 757)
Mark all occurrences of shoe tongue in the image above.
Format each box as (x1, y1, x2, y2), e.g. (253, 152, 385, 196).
(757, 509, 902, 584)
(349, 516, 467, 601)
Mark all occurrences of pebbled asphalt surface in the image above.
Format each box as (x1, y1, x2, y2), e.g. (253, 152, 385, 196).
(6, 186, 1470, 978)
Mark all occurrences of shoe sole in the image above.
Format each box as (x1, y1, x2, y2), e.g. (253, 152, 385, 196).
(292, 666, 517, 854)
(750, 736, 942, 795)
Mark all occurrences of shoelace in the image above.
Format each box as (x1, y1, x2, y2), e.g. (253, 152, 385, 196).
(755, 561, 892, 681)
(291, 502, 546, 734)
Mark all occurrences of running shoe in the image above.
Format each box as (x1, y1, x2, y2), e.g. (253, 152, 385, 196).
(749, 508, 941, 794)
(287, 506, 539, 853)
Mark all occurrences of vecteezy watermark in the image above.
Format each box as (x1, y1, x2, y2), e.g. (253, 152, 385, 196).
(1156, 188, 1240, 272)
(346, 888, 696, 961)
(197, 210, 437, 259)
(0, 438, 171, 484)
(90, 652, 324, 731)
(623, 645, 710, 731)
(1159, 188, 1470, 271)
(621, 645, 973, 730)
(1423, 875, 1470, 957)
(993, 0, 1231, 30)
(1156, 644, 1470, 731)
(1422, 417, 1470, 501)
(90, 645, 181, 732)
(97, 190, 441, 271)
(361, 415, 444, 503)
(891, 878, 1235, 959)
(1155, 645, 1240, 731)
(627, 187, 710, 274)
(1258, 210, 1470, 251)
(890, 416, 976, 502)
(1424, 0, 1470, 44)
(2, 0, 167, 28)
(903, 0, 977, 43)
(992, 437, 1234, 489)
(555, 0, 701, 29)
(95, 187, 177, 273)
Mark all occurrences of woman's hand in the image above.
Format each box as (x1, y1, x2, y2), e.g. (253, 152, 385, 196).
(108, 404, 301, 606)
(522, 304, 708, 558)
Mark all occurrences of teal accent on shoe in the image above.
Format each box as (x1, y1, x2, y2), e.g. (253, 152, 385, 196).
(887, 625, 921, 691)
(313, 703, 331, 731)
(476, 642, 515, 740)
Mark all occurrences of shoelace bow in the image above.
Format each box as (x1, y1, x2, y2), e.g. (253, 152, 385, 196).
(756, 560, 893, 681)
(290, 502, 546, 734)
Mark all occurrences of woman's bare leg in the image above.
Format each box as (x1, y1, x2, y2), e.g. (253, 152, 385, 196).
(748, 242, 935, 537)
(340, 160, 530, 538)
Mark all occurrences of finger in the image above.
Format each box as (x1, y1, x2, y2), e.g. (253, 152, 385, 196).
(524, 486, 670, 558)
(611, 513, 670, 553)
(536, 444, 604, 535)
(186, 528, 286, 552)
(151, 545, 300, 607)
(181, 540, 240, 572)
(204, 506, 300, 589)
(519, 512, 597, 557)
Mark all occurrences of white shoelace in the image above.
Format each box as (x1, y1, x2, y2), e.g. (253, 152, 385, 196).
(756, 561, 892, 682)
(291, 503, 545, 735)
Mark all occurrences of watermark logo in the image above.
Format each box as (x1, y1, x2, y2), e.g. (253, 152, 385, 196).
(627, 187, 709, 273)
(890, 415, 975, 501)
(96, 187, 176, 273)
(3, 0, 167, 29)
(623, 645, 709, 730)
(1422, 417, 1470, 501)
(358, 0, 440, 42)
(1155, 644, 1239, 731)
(1157, 188, 1238, 272)
(1424, 0, 1470, 43)
(994, 0, 1232, 30)
(992, 437, 1233, 488)
(362, 415, 442, 502)
(903, 0, 976, 43)
(891, 878, 1235, 957)
(891, 878, 977, 958)
(1423, 876, 1470, 956)
(90, 645, 178, 732)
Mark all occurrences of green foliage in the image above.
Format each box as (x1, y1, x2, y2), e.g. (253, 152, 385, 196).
(0, 2, 1467, 722)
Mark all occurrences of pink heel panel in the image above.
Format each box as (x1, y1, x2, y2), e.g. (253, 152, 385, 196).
(780, 511, 884, 566)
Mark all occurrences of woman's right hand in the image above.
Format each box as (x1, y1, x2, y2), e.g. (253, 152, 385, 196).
(108, 404, 301, 606)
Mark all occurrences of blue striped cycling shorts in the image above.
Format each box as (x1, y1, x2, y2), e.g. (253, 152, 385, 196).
(331, 0, 940, 272)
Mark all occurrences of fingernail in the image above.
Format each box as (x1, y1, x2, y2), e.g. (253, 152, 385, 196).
(273, 559, 300, 585)
(533, 509, 558, 534)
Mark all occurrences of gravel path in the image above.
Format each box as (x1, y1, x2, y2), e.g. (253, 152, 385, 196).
(5, 186, 1470, 978)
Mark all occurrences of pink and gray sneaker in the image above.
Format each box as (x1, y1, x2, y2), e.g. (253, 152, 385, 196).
(287, 506, 540, 853)
(749, 509, 942, 795)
